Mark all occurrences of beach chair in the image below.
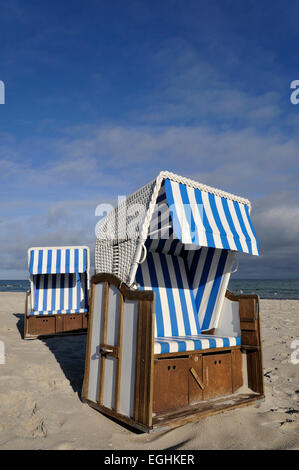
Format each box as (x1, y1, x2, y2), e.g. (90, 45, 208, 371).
(24, 246, 90, 339)
(82, 172, 264, 432)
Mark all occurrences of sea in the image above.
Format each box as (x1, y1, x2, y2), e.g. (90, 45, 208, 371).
(0, 279, 299, 299)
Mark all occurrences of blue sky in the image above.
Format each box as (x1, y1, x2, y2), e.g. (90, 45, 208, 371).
(0, 0, 299, 278)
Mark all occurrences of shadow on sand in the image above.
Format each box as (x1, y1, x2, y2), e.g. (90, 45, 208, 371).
(14, 313, 86, 396)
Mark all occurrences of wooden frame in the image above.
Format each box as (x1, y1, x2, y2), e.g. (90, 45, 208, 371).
(24, 290, 88, 339)
(82, 274, 264, 433)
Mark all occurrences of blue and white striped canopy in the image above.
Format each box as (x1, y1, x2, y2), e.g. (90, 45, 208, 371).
(28, 247, 88, 274)
(164, 179, 259, 255)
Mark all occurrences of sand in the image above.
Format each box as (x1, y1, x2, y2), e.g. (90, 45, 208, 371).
(0, 292, 298, 450)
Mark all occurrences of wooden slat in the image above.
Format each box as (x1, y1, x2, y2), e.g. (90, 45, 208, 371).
(145, 300, 154, 427)
(97, 281, 109, 405)
(138, 301, 147, 423)
(240, 320, 257, 331)
(114, 294, 124, 412)
(241, 330, 259, 347)
(23, 291, 30, 338)
(82, 282, 96, 400)
(189, 367, 204, 390)
(239, 298, 257, 321)
(91, 273, 154, 301)
(257, 306, 265, 395)
(152, 393, 264, 431)
(231, 349, 243, 392)
(55, 315, 64, 333)
(133, 301, 143, 422)
(246, 308, 264, 395)
(83, 312, 88, 329)
(235, 294, 265, 396)
(134, 299, 154, 427)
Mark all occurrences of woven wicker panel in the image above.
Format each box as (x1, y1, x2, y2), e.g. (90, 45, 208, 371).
(95, 179, 157, 284)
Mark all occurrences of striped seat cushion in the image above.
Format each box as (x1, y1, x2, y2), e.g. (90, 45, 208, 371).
(154, 334, 241, 354)
(136, 252, 201, 338)
(30, 272, 88, 315)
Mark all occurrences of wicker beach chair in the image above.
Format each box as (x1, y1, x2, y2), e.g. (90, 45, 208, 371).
(24, 246, 90, 339)
(82, 171, 264, 432)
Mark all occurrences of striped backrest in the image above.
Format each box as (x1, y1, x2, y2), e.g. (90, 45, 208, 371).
(136, 251, 201, 338)
(28, 246, 89, 315)
(32, 273, 88, 314)
(187, 247, 236, 331)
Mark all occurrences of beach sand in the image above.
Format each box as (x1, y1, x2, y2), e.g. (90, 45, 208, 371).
(0, 292, 298, 450)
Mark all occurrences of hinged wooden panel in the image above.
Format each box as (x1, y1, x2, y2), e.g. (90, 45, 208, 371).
(63, 315, 83, 331)
(28, 316, 56, 335)
(203, 352, 233, 400)
(153, 357, 189, 413)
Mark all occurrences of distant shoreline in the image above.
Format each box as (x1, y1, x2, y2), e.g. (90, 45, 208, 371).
(0, 280, 299, 300)
(0, 290, 298, 301)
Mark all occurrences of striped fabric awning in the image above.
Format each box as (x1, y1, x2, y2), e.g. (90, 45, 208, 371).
(164, 179, 259, 255)
(28, 247, 88, 274)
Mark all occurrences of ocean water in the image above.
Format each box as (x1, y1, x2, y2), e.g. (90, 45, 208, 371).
(229, 279, 299, 300)
(0, 280, 30, 292)
(0, 279, 299, 299)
